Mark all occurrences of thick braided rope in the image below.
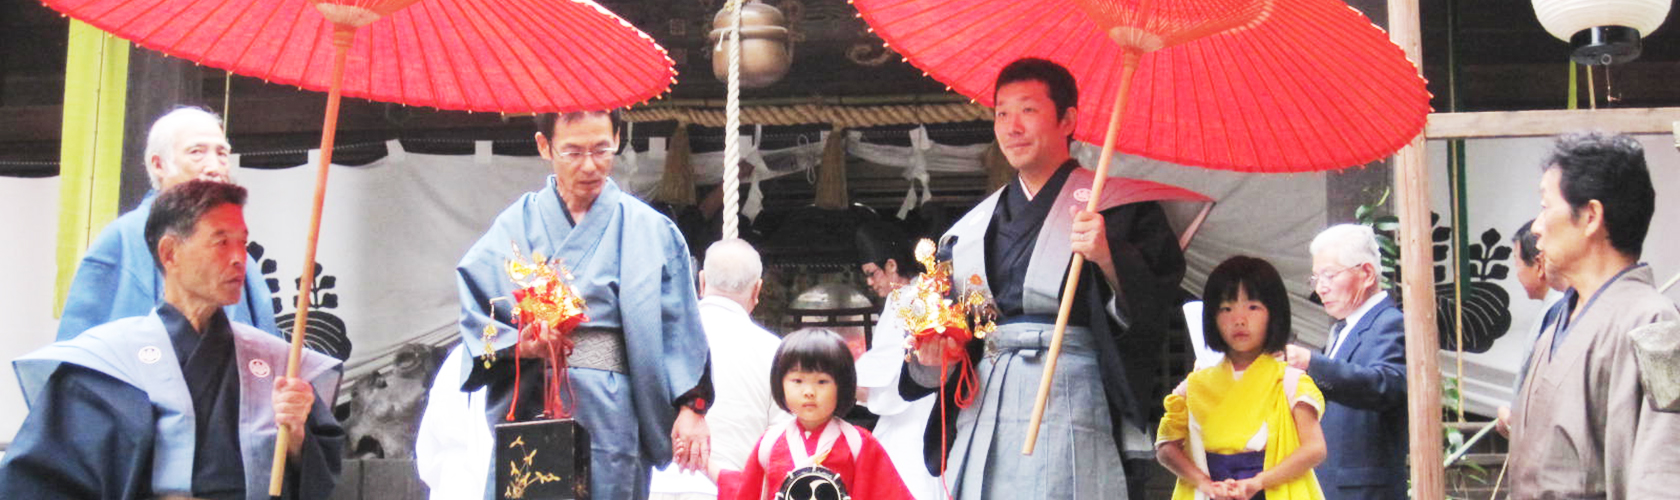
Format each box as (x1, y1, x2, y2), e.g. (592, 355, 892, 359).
(721, 0, 743, 241)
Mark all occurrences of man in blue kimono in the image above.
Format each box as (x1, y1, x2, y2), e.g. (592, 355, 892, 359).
(57, 106, 279, 341)
(903, 58, 1190, 500)
(0, 180, 344, 499)
(455, 110, 713, 500)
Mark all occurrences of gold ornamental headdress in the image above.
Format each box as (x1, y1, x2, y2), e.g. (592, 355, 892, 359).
(896, 238, 995, 408)
(504, 247, 589, 333)
(481, 243, 590, 420)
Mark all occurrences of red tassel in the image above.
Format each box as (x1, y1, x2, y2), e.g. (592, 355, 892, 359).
(952, 356, 979, 409)
(932, 338, 979, 500)
(506, 340, 522, 421)
(939, 359, 952, 500)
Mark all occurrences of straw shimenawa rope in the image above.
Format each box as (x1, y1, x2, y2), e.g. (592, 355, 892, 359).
(815, 125, 849, 210)
(628, 101, 995, 211)
(621, 102, 991, 128)
(653, 122, 696, 206)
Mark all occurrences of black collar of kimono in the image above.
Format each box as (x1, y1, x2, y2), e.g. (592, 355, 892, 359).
(157, 302, 233, 369)
(1002, 159, 1079, 214)
(553, 189, 578, 227)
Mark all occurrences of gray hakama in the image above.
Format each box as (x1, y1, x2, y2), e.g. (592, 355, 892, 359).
(941, 323, 1127, 499)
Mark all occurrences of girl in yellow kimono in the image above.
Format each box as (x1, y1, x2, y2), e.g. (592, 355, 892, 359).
(1157, 256, 1327, 500)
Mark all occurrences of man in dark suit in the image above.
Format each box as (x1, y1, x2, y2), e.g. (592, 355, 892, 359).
(1284, 223, 1408, 500)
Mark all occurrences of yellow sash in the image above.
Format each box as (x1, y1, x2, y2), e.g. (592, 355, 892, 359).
(1158, 355, 1324, 500)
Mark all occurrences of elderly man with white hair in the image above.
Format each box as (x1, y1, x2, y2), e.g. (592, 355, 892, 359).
(1283, 223, 1408, 500)
(57, 106, 279, 341)
(650, 239, 790, 500)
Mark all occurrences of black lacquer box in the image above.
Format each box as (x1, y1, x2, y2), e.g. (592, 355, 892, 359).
(495, 419, 591, 500)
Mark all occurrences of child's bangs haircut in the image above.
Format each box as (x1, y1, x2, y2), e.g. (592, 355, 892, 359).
(1202, 255, 1294, 354)
(770, 328, 858, 417)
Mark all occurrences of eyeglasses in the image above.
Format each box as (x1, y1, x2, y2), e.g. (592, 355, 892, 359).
(862, 266, 884, 280)
(554, 147, 616, 165)
(1308, 265, 1359, 289)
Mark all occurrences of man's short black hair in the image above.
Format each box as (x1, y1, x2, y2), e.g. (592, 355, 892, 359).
(1542, 131, 1654, 259)
(994, 57, 1079, 121)
(769, 328, 857, 417)
(855, 221, 924, 278)
(1512, 219, 1541, 267)
(145, 180, 248, 271)
(534, 110, 624, 145)
(1202, 256, 1293, 354)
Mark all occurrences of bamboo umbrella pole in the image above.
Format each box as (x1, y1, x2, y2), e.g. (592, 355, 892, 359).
(268, 25, 353, 497)
(1022, 49, 1140, 455)
(1387, 0, 1444, 496)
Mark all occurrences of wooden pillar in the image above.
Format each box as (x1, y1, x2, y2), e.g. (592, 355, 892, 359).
(1387, 0, 1443, 498)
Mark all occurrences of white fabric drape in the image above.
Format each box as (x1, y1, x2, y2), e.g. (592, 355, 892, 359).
(0, 176, 64, 442)
(233, 141, 552, 382)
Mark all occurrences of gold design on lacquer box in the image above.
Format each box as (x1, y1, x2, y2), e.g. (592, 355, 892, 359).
(503, 436, 562, 499)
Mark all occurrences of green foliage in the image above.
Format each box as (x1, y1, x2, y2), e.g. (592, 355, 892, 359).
(1439, 377, 1492, 498)
(1355, 187, 1400, 289)
(1442, 374, 1461, 410)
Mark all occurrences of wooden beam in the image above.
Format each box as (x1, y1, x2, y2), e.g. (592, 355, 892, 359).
(0, 105, 62, 143)
(1408, 62, 1680, 111)
(1427, 107, 1680, 139)
(0, 99, 524, 142)
(1389, 0, 1445, 498)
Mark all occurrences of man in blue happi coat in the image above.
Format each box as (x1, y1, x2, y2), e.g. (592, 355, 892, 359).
(57, 106, 279, 341)
(0, 180, 344, 499)
(454, 110, 713, 500)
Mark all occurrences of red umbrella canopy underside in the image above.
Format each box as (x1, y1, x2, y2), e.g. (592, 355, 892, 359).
(1111, 176, 1215, 205)
(855, 0, 1434, 173)
(40, 0, 676, 113)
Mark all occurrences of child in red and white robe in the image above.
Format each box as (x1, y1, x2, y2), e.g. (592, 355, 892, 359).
(716, 328, 913, 500)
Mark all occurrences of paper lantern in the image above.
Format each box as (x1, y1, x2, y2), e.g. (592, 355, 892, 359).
(1533, 0, 1671, 64)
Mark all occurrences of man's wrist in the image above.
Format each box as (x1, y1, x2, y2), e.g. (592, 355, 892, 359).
(676, 395, 709, 415)
(1089, 249, 1113, 269)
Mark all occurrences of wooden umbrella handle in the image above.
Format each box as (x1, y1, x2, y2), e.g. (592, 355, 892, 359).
(1022, 50, 1140, 455)
(269, 26, 353, 497)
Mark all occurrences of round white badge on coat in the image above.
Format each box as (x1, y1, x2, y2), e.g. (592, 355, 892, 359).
(249, 359, 272, 378)
(138, 346, 162, 364)
(1074, 188, 1092, 202)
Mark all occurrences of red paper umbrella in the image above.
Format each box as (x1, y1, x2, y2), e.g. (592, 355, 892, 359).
(852, 0, 1431, 455)
(40, 0, 675, 112)
(853, 0, 1431, 173)
(34, 0, 675, 492)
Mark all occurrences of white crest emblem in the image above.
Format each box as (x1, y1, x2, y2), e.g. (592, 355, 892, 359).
(249, 359, 272, 378)
(1074, 188, 1092, 202)
(138, 346, 162, 364)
